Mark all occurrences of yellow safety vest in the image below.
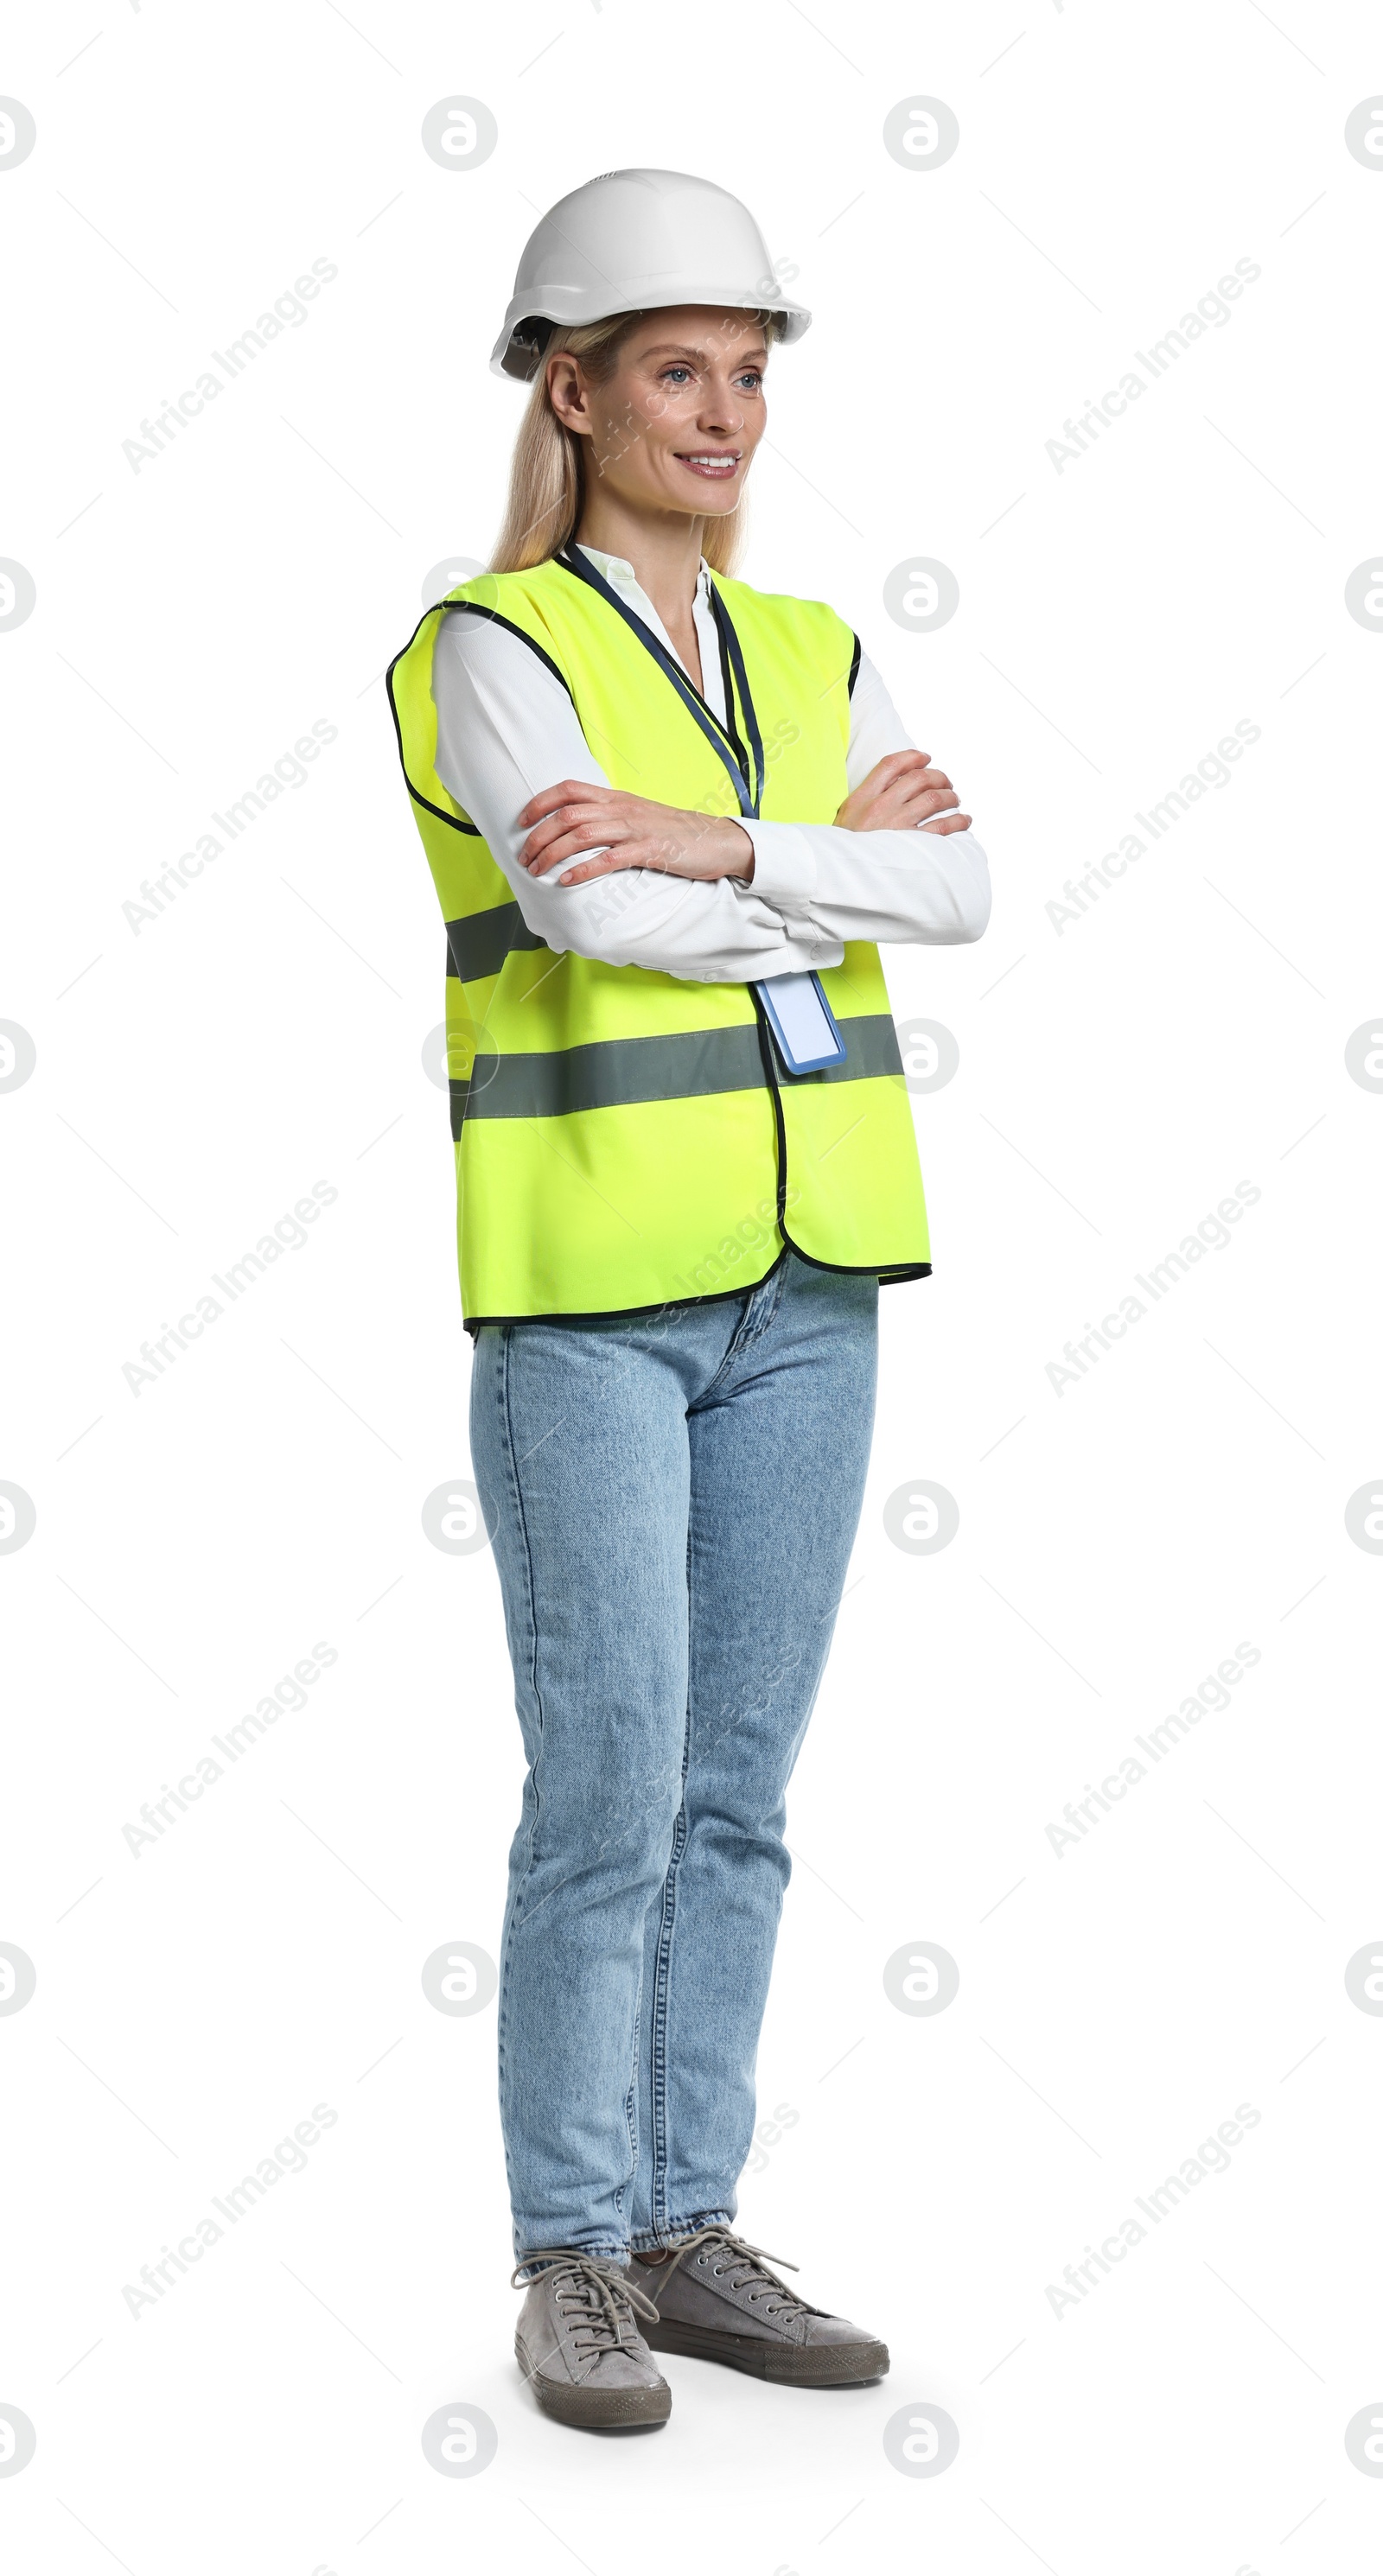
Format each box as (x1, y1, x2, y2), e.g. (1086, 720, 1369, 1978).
(386, 550, 931, 1325)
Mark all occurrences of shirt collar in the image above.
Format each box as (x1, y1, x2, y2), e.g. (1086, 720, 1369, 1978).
(576, 543, 711, 600)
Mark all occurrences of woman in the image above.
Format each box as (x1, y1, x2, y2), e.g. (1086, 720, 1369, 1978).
(388, 168, 991, 2433)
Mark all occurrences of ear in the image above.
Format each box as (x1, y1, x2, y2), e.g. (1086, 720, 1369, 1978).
(545, 352, 594, 438)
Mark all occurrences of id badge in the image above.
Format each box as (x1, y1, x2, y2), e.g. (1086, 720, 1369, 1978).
(755, 971, 848, 1075)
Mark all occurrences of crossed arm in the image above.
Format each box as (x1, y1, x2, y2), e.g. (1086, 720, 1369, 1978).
(516, 748, 974, 886)
(431, 615, 991, 981)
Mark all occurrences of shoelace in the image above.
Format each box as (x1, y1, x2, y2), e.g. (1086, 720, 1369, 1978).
(648, 2225, 808, 2322)
(511, 2248, 661, 2361)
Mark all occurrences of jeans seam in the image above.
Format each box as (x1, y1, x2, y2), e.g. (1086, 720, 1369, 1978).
(700, 1257, 789, 1407)
(647, 1697, 693, 2234)
(647, 1808, 685, 2236)
(618, 1960, 643, 2225)
(694, 1250, 788, 1402)
(742, 1256, 787, 1345)
(494, 1325, 547, 2190)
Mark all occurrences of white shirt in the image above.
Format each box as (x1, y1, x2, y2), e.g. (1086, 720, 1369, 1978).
(430, 544, 991, 983)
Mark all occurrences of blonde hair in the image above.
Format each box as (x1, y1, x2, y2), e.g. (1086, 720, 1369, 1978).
(489, 308, 785, 578)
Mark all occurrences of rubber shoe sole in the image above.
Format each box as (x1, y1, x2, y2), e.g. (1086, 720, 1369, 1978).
(515, 2331, 671, 2429)
(642, 2317, 889, 2385)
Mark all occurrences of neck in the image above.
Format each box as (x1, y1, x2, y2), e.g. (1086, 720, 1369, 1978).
(573, 493, 707, 629)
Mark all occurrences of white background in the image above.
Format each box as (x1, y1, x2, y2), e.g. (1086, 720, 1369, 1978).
(3, 2, 1382, 2568)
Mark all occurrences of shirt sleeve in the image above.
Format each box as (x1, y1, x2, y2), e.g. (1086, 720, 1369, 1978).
(430, 612, 841, 984)
(739, 648, 992, 947)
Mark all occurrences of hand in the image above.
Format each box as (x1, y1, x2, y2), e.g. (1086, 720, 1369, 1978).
(517, 781, 755, 887)
(835, 750, 972, 836)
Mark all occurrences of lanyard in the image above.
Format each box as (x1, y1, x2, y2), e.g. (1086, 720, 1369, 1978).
(556, 544, 764, 820)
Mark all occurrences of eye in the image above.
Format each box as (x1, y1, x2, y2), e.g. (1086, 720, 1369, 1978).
(660, 365, 694, 386)
(736, 372, 763, 391)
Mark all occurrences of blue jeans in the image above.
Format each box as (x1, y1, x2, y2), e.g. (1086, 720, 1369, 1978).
(469, 1250, 879, 2261)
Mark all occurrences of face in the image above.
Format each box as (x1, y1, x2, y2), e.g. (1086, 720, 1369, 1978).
(546, 305, 769, 520)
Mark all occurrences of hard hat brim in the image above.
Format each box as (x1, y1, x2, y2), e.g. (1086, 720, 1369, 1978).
(489, 289, 813, 382)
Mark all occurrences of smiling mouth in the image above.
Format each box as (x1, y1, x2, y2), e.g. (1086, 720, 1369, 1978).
(674, 452, 742, 478)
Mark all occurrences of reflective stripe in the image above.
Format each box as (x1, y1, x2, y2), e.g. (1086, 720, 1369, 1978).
(452, 1013, 902, 1123)
(445, 905, 548, 983)
(813, 1014, 902, 1082)
(464, 1022, 764, 1121)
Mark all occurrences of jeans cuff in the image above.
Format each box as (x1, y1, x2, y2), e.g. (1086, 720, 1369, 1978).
(628, 2209, 734, 2253)
(513, 2242, 630, 2280)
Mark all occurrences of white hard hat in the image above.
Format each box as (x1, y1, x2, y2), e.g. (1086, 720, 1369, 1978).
(491, 167, 812, 380)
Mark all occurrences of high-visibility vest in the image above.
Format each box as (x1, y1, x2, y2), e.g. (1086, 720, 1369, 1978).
(386, 550, 931, 1326)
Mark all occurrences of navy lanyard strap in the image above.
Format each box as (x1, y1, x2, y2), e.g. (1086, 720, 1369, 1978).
(707, 585, 764, 820)
(710, 610, 752, 801)
(555, 543, 762, 820)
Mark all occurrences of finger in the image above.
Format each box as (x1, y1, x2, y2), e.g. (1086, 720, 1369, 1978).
(518, 779, 617, 828)
(520, 805, 632, 868)
(519, 802, 581, 863)
(558, 846, 658, 887)
(526, 830, 621, 875)
(566, 836, 692, 884)
(921, 811, 972, 835)
(864, 786, 958, 833)
(865, 749, 933, 789)
(869, 769, 954, 818)
(893, 784, 959, 822)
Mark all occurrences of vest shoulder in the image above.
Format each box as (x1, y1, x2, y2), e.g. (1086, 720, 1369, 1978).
(712, 576, 853, 643)
(396, 568, 566, 677)
(443, 562, 569, 613)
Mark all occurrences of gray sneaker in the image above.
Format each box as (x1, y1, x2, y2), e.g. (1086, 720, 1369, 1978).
(636, 2227, 889, 2385)
(512, 2249, 671, 2429)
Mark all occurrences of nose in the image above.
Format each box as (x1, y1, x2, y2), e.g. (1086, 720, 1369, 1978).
(698, 377, 745, 435)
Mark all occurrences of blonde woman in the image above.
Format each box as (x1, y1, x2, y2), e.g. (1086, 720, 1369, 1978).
(388, 169, 990, 2433)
